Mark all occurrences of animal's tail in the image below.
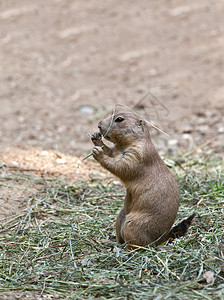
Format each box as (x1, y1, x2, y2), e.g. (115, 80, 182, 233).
(154, 213, 196, 246)
(168, 213, 196, 240)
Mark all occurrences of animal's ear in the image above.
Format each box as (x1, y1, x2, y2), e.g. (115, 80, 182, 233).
(140, 119, 152, 140)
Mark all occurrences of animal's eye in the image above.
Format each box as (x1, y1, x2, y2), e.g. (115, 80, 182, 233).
(115, 117, 124, 123)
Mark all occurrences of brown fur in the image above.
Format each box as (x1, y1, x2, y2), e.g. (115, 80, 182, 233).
(91, 109, 194, 249)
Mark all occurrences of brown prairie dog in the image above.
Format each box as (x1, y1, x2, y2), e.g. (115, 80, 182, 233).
(91, 108, 194, 248)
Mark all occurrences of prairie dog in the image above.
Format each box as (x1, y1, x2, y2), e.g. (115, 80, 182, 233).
(91, 108, 194, 248)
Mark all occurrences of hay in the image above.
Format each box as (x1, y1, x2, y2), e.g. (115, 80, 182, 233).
(0, 156, 223, 299)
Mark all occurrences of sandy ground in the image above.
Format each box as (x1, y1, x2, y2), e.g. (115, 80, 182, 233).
(0, 0, 224, 220)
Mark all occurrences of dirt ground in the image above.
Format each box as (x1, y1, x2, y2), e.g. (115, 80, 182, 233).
(0, 0, 224, 219)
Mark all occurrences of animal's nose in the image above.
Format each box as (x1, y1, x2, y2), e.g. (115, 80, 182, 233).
(98, 121, 102, 129)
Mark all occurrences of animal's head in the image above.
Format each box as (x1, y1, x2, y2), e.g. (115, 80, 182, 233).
(98, 110, 151, 147)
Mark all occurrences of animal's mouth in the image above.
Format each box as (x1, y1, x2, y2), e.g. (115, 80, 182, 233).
(102, 133, 111, 141)
(99, 128, 111, 140)
(104, 135, 111, 141)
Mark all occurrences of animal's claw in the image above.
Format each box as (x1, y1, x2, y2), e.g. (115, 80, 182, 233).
(91, 132, 102, 145)
(92, 146, 104, 161)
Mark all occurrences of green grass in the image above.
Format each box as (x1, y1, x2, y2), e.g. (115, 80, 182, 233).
(0, 156, 223, 299)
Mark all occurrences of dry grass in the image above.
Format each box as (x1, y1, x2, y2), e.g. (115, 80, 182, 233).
(0, 155, 223, 299)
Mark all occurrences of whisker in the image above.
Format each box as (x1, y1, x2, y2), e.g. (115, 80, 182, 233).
(102, 106, 116, 138)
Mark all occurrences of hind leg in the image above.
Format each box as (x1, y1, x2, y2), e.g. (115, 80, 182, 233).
(116, 208, 126, 244)
(122, 213, 162, 248)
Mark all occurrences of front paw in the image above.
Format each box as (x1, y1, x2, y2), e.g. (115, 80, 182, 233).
(91, 132, 102, 146)
(92, 146, 104, 161)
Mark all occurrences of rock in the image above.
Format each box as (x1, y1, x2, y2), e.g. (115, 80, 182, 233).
(56, 157, 67, 164)
(8, 161, 19, 168)
(41, 151, 49, 156)
(195, 109, 206, 117)
(182, 126, 193, 134)
(217, 126, 224, 133)
(202, 271, 215, 285)
(79, 106, 95, 116)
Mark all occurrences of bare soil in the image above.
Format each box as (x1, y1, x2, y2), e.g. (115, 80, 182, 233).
(0, 0, 224, 218)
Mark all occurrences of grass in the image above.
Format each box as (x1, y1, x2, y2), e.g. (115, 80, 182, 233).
(0, 156, 223, 299)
